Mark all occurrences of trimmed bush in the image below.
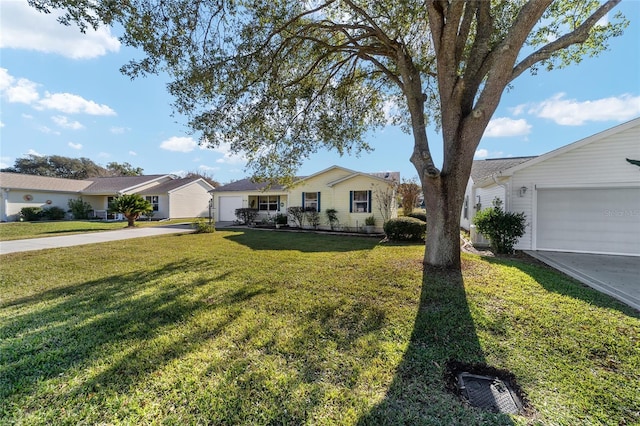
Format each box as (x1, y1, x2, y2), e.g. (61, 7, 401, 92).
(68, 198, 94, 219)
(287, 206, 306, 227)
(473, 198, 526, 254)
(383, 217, 426, 241)
(42, 206, 66, 220)
(406, 211, 427, 222)
(235, 208, 259, 225)
(192, 218, 215, 233)
(20, 207, 42, 221)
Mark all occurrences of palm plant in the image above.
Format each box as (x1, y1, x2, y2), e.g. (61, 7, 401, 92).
(109, 194, 153, 227)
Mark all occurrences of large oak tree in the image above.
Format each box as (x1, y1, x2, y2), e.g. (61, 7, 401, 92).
(30, 0, 627, 269)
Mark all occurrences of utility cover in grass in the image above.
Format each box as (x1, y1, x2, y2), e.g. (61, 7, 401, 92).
(457, 372, 522, 414)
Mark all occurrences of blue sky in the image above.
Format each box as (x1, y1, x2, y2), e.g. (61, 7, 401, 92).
(1, 1, 639, 184)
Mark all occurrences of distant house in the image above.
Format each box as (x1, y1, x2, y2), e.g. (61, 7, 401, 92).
(211, 165, 399, 232)
(462, 117, 640, 256)
(0, 173, 215, 222)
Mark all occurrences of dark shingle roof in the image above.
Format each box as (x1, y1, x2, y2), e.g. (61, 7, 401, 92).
(138, 177, 207, 194)
(212, 178, 289, 192)
(470, 157, 537, 182)
(82, 175, 168, 193)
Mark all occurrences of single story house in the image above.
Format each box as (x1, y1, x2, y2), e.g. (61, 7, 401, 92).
(462, 117, 640, 256)
(212, 165, 399, 232)
(0, 173, 215, 222)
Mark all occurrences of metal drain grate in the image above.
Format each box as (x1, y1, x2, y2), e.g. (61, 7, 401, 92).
(457, 372, 521, 414)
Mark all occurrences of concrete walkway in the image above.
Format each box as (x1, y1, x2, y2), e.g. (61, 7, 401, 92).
(526, 250, 640, 312)
(0, 223, 195, 255)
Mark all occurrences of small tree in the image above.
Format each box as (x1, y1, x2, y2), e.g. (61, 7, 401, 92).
(325, 208, 339, 230)
(397, 178, 422, 216)
(109, 194, 152, 227)
(374, 185, 395, 224)
(473, 198, 527, 255)
(305, 207, 320, 229)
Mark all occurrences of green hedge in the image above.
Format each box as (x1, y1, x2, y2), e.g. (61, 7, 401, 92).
(384, 217, 426, 241)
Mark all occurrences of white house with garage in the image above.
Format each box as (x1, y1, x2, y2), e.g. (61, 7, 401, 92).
(462, 117, 640, 256)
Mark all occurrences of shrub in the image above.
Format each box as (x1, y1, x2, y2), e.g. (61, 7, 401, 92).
(305, 207, 320, 228)
(287, 206, 306, 228)
(20, 207, 42, 221)
(275, 213, 288, 225)
(68, 198, 93, 219)
(192, 218, 215, 233)
(407, 211, 427, 222)
(472, 198, 526, 254)
(235, 208, 259, 225)
(325, 208, 339, 230)
(383, 217, 426, 241)
(42, 206, 66, 221)
(365, 215, 376, 226)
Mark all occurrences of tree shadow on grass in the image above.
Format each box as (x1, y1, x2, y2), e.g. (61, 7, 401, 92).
(0, 259, 266, 404)
(484, 255, 640, 317)
(357, 267, 516, 425)
(224, 229, 380, 252)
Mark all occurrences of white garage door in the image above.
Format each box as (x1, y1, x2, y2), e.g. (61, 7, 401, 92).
(536, 188, 640, 255)
(218, 196, 243, 221)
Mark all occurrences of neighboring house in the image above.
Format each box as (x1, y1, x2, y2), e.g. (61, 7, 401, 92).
(462, 117, 640, 256)
(212, 165, 399, 232)
(0, 173, 215, 222)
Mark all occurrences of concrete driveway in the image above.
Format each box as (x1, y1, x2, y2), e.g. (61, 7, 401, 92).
(526, 251, 640, 312)
(0, 223, 194, 255)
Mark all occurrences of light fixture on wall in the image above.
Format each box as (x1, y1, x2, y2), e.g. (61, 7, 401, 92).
(519, 186, 528, 197)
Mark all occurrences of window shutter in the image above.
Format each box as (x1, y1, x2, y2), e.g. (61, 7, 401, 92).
(302, 192, 305, 207)
(368, 190, 372, 213)
(317, 192, 321, 212)
(349, 191, 353, 213)
(277, 195, 281, 212)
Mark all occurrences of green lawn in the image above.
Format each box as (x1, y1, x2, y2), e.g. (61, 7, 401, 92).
(1, 230, 638, 425)
(0, 219, 197, 241)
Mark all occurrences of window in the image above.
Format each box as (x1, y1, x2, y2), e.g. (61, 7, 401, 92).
(258, 195, 279, 211)
(145, 196, 159, 211)
(303, 192, 320, 212)
(350, 190, 371, 213)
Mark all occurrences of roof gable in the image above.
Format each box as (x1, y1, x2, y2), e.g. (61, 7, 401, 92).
(82, 175, 170, 194)
(212, 178, 288, 192)
(500, 117, 640, 177)
(470, 157, 536, 182)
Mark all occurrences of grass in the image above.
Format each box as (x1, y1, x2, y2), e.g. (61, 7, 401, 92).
(0, 219, 198, 241)
(1, 230, 638, 425)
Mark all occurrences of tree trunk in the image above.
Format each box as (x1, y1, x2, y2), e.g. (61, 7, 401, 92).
(126, 214, 136, 227)
(420, 173, 466, 270)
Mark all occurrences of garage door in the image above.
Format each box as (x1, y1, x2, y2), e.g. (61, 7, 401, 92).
(218, 196, 243, 221)
(536, 188, 640, 255)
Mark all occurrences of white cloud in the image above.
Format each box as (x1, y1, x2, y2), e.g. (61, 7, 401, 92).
(37, 92, 116, 115)
(68, 142, 83, 149)
(97, 152, 110, 158)
(0, 156, 10, 169)
(129, 151, 137, 156)
(0, 2, 120, 59)
(199, 165, 220, 172)
(52, 115, 84, 130)
(474, 149, 489, 159)
(22, 113, 33, 119)
(38, 126, 60, 135)
(3, 77, 39, 104)
(484, 117, 531, 137)
(26, 149, 44, 157)
(526, 93, 640, 125)
(211, 142, 246, 164)
(0, 121, 4, 128)
(160, 136, 198, 152)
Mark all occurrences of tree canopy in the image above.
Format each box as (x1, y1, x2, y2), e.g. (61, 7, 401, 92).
(30, 0, 627, 268)
(2, 154, 144, 179)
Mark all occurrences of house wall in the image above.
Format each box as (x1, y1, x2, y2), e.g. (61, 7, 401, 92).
(510, 122, 640, 250)
(212, 191, 288, 222)
(0, 189, 80, 221)
(289, 170, 395, 231)
(168, 181, 213, 219)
